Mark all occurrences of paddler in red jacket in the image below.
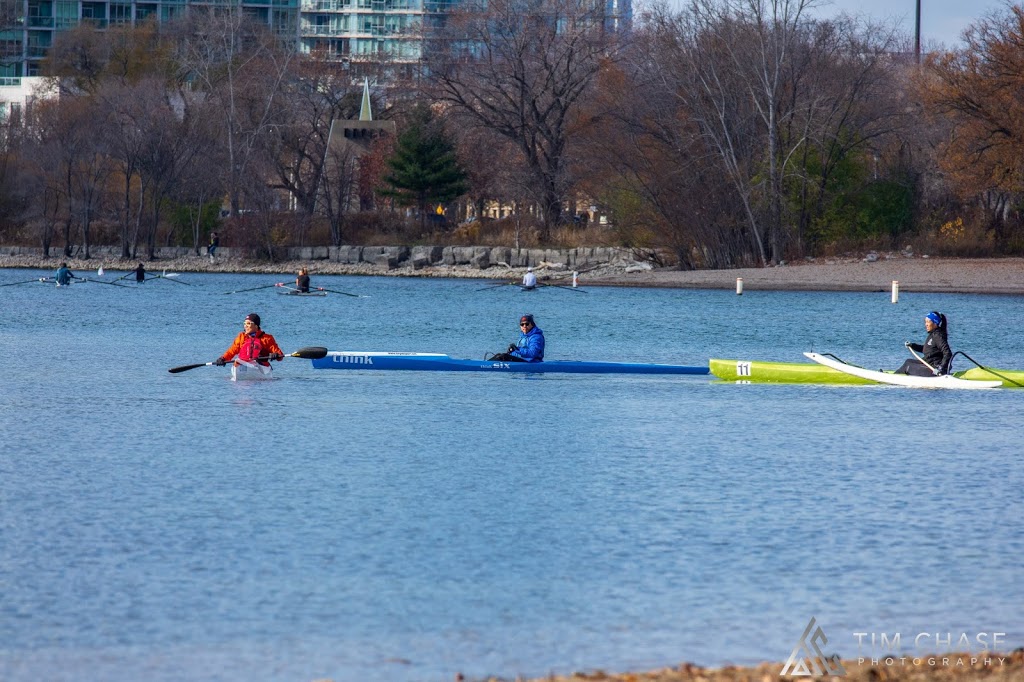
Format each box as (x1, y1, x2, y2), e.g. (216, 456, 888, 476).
(214, 313, 284, 367)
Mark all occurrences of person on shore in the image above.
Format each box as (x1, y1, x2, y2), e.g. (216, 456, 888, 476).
(896, 311, 951, 376)
(134, 263, 146, 283)
(296, 268, 310, 293)
(214, 313, 284, 368)
(55, 262, 75, 286)
(491, 313, 545, 362)
(208, 232, 219, 262)
(522, 267, 537, 289)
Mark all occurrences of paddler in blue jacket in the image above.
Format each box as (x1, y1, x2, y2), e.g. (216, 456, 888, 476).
(509, 313, 545, 362)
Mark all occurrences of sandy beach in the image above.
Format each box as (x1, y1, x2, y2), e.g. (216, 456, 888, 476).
(5, 252, 1024, 294)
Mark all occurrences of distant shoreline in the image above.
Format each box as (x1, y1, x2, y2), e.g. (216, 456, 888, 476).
(511, 651, 1024, 682)
(4, 253, 1024, 295)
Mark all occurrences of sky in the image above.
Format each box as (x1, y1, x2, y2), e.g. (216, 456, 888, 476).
(810, 0, 1010, 47)
(654, 0, 1014, 48)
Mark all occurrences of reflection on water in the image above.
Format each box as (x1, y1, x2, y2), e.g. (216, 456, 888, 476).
(0, 269, 1021, 682)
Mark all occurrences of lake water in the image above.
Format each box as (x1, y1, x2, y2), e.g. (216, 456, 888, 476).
(1, 267, 1021, 682)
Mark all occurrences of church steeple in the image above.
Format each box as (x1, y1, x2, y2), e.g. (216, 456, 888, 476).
(359, 78, 373, 121)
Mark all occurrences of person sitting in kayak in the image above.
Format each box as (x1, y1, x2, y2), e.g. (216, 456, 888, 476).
(896, 311, 951, 376)
(296, 268, 310, 293)
(55, 262, 75, 286)
(214, 313, 284, 367)
(522, 267, 537, 289)
(492, 313, 545, 362)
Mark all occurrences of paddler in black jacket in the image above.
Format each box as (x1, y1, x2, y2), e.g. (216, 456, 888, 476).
(896, 311, 952, 376)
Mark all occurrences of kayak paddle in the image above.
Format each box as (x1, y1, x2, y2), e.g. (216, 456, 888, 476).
(168, 346, 328, 373)
(224, 283, 285, 294)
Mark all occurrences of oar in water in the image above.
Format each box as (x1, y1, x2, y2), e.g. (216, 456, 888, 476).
(539, 282, 587, 294)
(476, 281, 515, 291)
(314, 286, 364, 298)
(224, 283, 285, 295)
(0, 277, 51, 288)
(168, 346, 329, 374)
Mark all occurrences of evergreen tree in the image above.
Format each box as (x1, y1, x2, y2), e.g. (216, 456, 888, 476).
(380, 104, 467, 230)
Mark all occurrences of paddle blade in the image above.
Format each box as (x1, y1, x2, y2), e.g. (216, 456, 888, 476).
(168, 362, 210, 374)
(290, 346, 328, 359)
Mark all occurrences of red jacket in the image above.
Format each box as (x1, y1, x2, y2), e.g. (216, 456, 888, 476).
(221, 331, 284, 366)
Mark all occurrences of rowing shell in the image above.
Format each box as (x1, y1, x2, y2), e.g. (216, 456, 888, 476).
(231, 360, 273, 381)
(311, 351, 709, 375)
(803, 353, 1002, 389)
(278, 290, 327, 296)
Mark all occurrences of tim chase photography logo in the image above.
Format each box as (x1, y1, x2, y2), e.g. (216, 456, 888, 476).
(782, 617, 1009, 677)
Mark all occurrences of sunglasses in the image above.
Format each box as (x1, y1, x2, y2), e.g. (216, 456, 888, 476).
(520, 321, 531, 326)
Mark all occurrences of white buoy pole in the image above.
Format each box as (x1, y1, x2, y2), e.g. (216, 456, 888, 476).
(891, 280, 899, 304)
(736, 277, 744, 295)
(572, 271, 578, 288)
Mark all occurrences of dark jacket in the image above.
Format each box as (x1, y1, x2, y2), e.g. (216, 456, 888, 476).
(909, 329, 952, 374)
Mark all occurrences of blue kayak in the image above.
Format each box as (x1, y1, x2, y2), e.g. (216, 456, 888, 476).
(311, 351, 708, 375)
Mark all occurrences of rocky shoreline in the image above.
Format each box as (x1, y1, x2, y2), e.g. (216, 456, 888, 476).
(4, 252, 1024, 294)
(500, 650, 1024, 682)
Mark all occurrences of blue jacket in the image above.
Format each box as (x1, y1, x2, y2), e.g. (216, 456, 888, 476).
(511, 326, 545, 362)
(55, 267, 74, 286)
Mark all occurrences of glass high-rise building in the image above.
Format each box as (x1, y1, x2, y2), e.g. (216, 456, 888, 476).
(1, 0, 630, 77)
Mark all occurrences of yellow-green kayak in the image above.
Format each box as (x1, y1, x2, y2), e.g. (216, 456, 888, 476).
(709, 358, 876, 385)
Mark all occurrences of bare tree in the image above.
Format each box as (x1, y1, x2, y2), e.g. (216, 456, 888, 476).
(27, 96, 112, 258)
(168, 8, 293, 218)
(268, 55, 363, 219)
(428, 0, 622, 240)
(318, 138, 359, 246)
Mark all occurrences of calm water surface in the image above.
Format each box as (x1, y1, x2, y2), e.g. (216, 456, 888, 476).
(1, 268, 1021, 681)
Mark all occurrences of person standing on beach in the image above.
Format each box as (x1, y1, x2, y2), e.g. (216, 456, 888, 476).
(208, 232, 219, 262)
(296, 268, 310, 293)
(55, 263, 75, 286)
(214, 313, 284, 368)
(134, 263, 146, 283)
(896, 311, 952, 376)
(522, 267, 537, 289)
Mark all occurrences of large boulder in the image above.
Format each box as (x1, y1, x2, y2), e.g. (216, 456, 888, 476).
(470, 248, 491, 269)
